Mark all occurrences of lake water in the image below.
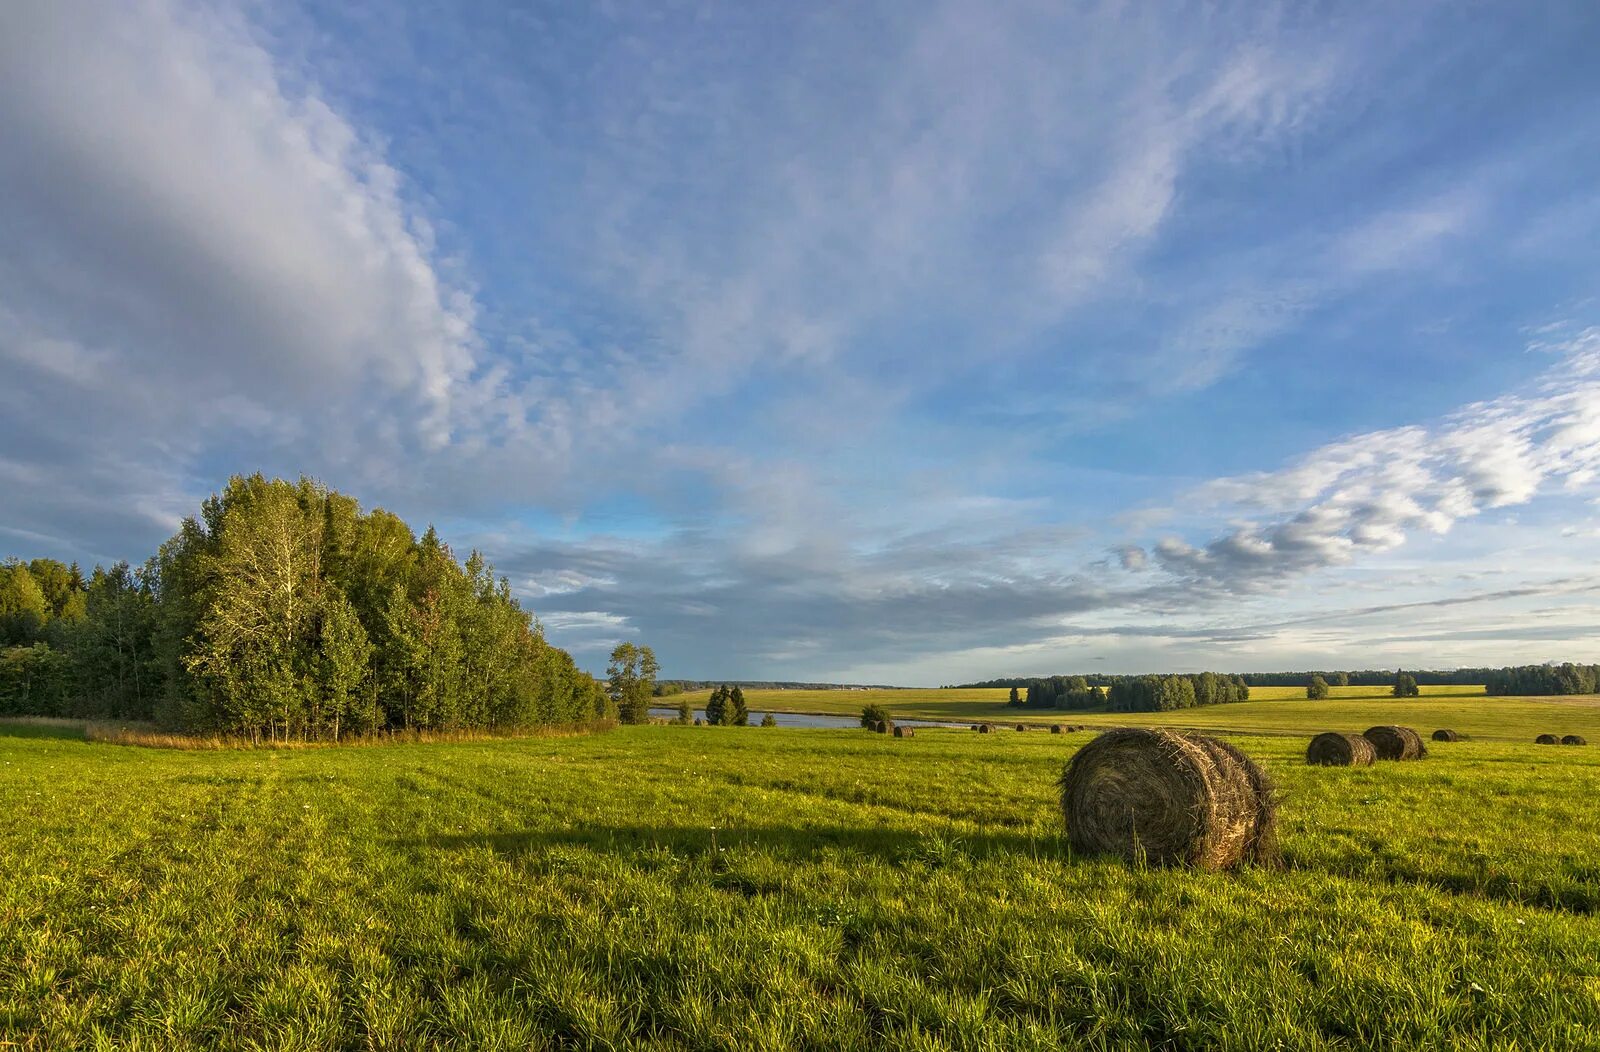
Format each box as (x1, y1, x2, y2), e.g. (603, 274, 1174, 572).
(647, 707, 969, 730)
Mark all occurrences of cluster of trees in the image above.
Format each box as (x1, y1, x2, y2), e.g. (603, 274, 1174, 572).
(1484, 664, 1600, 696)
(1104, 673, 1251, 712)
(1016, 676, 1104, 709)
(703, 684, 749, 726)
(989, 673, 1250, 711)
(0, 475, 615, 739)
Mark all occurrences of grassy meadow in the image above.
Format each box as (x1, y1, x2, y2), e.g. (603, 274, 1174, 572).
(5, 700, 1600, 1049)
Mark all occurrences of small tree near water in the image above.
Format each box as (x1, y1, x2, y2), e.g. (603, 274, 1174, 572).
(861, 703, 890, 729)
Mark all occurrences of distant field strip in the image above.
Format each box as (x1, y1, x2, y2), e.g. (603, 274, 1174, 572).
(673, 685, 1600, 743)
(2, 722, 1599, 1048)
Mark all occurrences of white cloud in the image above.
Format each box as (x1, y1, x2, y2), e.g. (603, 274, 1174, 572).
(1151, 327, 1600, 588)
(0, 0, 484, 532)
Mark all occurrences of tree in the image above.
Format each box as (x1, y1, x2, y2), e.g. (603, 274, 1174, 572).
(705, 684, 728, 725)
(1008, 686, 1021, 707)
(860, 703, 890, 728)
(1306, 674, 1329, 700)
(0, 562, 49, 645)
(607, 641, 658, 724)
(760, 712, 777, 727)
(728, 685, 749, 726)
(1334, 671, 1350, 687)
(317, 589, 374, 739)
(676, 696, 692, 724)
(1393, 672, 1420, 698)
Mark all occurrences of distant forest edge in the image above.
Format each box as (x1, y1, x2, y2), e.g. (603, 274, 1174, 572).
(0, 475, 616, 740)
(654, 680, 898, 695)
(961, 666, 1600, 701)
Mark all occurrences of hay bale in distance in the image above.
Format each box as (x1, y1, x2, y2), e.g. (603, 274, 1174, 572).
(1050, 724, 1063, 734)
(1430, 729, 1460, 742)
(1306, 732, 1376, 767)
(1536, 733, 1559, 745)
(893, 725, 914, 738)
(1561, 734, 1587, 746)
(1058, 728, 1276, 870)
(693, 718, 703, 726)
(1363, 725, 1426, 761)
(978, 723, 993, 734)
(1015, 723, 1028, 732)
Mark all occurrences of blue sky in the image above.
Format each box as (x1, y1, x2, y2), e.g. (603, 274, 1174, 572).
(3, 0, 1600, 683)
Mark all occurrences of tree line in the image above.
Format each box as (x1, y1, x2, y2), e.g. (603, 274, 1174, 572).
(1008, 673, 1250, 712)
(0, 475, 619, 740)
(967, 666, 1600, 694)
(1483, 664, 1600, 696)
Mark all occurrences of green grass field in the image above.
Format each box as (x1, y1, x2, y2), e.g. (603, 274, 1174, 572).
(4, 702, 1600, 1049)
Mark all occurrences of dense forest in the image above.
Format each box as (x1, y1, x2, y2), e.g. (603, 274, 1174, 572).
(0, 475, 614, 740)
(1483, 664, 1600, 696)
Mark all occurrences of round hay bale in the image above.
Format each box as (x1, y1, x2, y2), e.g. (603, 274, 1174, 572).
(978, 723, 993, 734)
(1430, 729, 1460, 742)
(1561, 734, 1586, 746)
(970, 724, 981, 731)
(1305, 732, 1375, 767)
(693, 718, 703, 726)
(1050, 724, 1063, 734)
(1362, 725, 1426, 760)
(1058, 729, 1275, 870)
(1015, 723, 1028, 732)
(1536, 733, 1559, 745)
(874, 720, 893, 734)
(893, 725, 914, 738)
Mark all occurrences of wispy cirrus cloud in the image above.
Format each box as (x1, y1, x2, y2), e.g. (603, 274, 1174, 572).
(1140, 328, 1600, 589)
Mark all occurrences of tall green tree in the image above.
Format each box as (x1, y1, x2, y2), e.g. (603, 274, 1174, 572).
(1306, 674, 1330, 700)
(705, 684, 728, 725)
(607, 641, 659, 724)
(0, 562, 49, 645)
(728, 685, 749, 726)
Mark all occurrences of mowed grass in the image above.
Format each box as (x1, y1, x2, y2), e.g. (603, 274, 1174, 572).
(4, 714, 1600, 1050)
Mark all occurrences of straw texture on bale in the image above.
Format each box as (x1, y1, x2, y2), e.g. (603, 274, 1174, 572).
(1363, 725, 1426, 760)
(1562, 734, 1586, 746)
(1430, 729, 1460, 742)
(1536, 733, 1559, 745)
(1305, 732, 1375, 767)
(893, 725, 914, 738)
(978, 723, 993, 734)
(874, 720, 893, 734)
(1057, 728, 1276, 870)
